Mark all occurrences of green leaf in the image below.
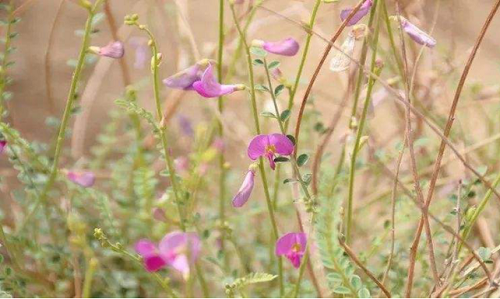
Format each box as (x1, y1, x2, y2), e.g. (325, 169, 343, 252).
(255, 84, 270, 92)
(286, 134, 296, 145)
(283, 178, 296, 184)
(280, 109, 291, 122)
(253, 59, 264, 66)
(358, 288, 370, 298)
(274, 156, 289, 163)
(268, 61, 280, 69)
(297, 154, 309, 167)
(274, 84, 285, 96)
(350, 275, 362, 290)
(302, 173, 312, 185)
(250, 47, 267, 57)
(260, 111, 276, 119)
(478, 247, 491, 261)
(333, 286, 352, 295)
(231, 272, 277, 289)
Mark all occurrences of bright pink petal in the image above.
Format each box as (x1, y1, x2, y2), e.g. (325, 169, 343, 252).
(400, 18, 436, 48)
(192, 64, 241, 98)
(0, 140, 6, 154)
(67, 171, 95, 188)
(135, 239, 158, 256)
(340, 0, 373, 26)
(263, 38, 300, 56)
(268, 134, 294, 156)
(144, 255, 168, 272)
(232, 170, 256, 208)
(275, 232, 307, 256)
(247, 134, 270, 160)
(171, 254, 190, 276)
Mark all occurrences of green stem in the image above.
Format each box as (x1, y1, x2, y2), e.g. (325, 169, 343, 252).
(82, 258, 97, 298)
(0, 0, 14, 117)
(229, 3, 284, 296)
(36, 0, 105, 225)
(216, 0, 229, 270)
(346, 0, 381, 244)
(140, 25, 186, 232)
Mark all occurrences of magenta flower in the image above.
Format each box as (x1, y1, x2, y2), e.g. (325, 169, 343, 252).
(163, 61, 207, 90)
(67, 171, 95, 188)
(89, 41, 124, 59)
(232, 165, 257, 208)
(135, 231, 201, 277)
(275, 232, 307, 269)
(0, 140, 6, 155)
(247, 134, 294, 170)
(398, 17, 436, 48)
(253, 38, 300, 56)
(192, 64, 245, 98)
(340, 0, 373, 26)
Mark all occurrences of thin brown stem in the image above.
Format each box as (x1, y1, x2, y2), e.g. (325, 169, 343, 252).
(339, 239, 392, 298)
(44, 0, 64, 115)
(104, 1, 131, 86)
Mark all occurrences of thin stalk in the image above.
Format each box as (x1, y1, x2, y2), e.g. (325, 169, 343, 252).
(36, 0, 105, 222)
(229, 3, 284, 296)
(346, 0, 381, 244)
(0, 0, 15, 117)
(139, 24, 186, 231)
(82, 258, 97, 298)
(216, 0, 228, 269)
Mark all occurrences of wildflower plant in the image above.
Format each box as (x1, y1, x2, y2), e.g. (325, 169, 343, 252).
(1, 0, 500, 298)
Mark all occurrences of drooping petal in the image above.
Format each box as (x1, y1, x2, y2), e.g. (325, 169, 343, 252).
(67, 171, 95, 188)
(0, 140, 6, 154)
(192, 64, 243, 98)
(144, 255, 169, 272)
(232, 169, 256, 208)
(340, 0, 373, 26)
(92, 41, 125, 59)
(262, 38, 300, 56)
(268, 134, 294, 156)
(266, 152, 276, 170)
(275, 233, 307, 268)
(247, 134, 270, 160)
(399, 17, 436, 48)
(163, 63, 203, 90)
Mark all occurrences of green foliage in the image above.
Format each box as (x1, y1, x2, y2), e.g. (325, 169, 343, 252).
(225, 273, 277, 297)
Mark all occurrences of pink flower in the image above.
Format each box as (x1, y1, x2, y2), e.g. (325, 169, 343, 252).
(135, 231, 201, 277)
(254, 38, 300, 56)
(163, 61, 207, 90)
(90, 41, 124, 59)
(398, 17, 436, 48)
(232, 166, 257, 208)
(192, 64, 245, 98)
(247, 134, 294, 170)
(67, 171, 95, 188)
(340, 0, 373, 26)
(275, 232, 307, 269)
(0, 140, 6, 155)
(129, 37, 148, 69)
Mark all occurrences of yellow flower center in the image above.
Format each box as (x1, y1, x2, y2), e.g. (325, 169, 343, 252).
(291, 243, 302, 253)
(265, 144, 276, 154)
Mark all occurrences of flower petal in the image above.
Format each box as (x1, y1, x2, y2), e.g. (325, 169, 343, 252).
(192, 64, 241, 98)
(268, 134, 294, 156)
(163, 64, 203, 90)
(232, 170, 256, 208)
(0, 140, 6, 154)
(400, 18, 436, 48)
(263, 38, 300, 56)
(159, 231, 201, 262)
(135, 239, 158, 256)
(97, 41, 125, 59)
(275, 232, 307, 256)
(67, 171, 95, 188)
(247, 134, 270, 160)
(144, 255, 168, 272)
(171, 254, 190, 276)
(340, 0, 373, 26)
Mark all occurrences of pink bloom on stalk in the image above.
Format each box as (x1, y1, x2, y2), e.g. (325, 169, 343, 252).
(254, 38, 300, 56)
(340, 0, 373, 26)
(135, 231, 201, 277)
(67, 171, 95, 188)
(90, 41, 125, 59)
(163, 60, 208, 90)
(0, 140, 6, 155)
(232, 165, 257, 208)
(247, 134, 294, 170)
(398, 17, 436, 48)
(192, 64, 245, 98)
(275, 232, 307, 269)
